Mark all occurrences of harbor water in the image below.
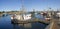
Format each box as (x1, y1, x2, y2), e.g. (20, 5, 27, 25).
(0, 15, 48, 29)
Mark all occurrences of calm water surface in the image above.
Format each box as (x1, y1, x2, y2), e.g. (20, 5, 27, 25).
(0, 15, 47, 29)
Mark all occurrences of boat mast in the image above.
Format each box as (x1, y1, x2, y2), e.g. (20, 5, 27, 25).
(21, 0, 26, 13)
(21, 0, 25, 20)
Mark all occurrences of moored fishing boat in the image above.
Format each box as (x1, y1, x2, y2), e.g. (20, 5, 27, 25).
(11, 12, 32, 24)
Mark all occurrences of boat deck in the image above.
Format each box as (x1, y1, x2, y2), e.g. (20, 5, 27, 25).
(11, 18, 50, 24)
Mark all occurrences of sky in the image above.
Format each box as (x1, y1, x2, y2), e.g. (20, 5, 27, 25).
(0, 0, 60, 11)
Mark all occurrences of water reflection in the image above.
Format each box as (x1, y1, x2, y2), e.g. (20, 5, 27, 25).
(12, 23, 32, 29)
(0, 15, 47, 29)
(12, 23, 47, 29)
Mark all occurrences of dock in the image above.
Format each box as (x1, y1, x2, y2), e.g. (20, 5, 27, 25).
(45, 19, 60, 29)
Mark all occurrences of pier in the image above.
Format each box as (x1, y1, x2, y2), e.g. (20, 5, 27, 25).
(45, 19, 60, 29)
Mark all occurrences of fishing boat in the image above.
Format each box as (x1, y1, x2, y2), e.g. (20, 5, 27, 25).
(11, 0, 35, 23)
(56, 12, 60, 18)
(11, 13, 32, 21)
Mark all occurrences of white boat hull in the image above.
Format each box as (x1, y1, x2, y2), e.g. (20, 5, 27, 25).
(56, 13, 60, 17)
(11, 14, 32, 21)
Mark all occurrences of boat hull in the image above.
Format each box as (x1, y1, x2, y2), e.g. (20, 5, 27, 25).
(11, 14, 32, 21)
